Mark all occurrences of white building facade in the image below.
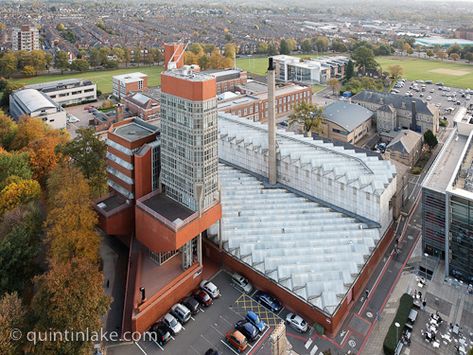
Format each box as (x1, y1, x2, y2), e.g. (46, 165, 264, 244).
(25, 79, 97, 106)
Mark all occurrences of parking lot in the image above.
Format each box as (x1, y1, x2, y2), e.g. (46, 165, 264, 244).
(392, 80, 472, 123)
(107, 271, 281, 355)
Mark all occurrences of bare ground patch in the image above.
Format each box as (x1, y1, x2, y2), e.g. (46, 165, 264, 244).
(429, 68, 471, 76)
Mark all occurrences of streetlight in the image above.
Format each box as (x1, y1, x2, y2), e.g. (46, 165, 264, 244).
(395, 322, 401, 343)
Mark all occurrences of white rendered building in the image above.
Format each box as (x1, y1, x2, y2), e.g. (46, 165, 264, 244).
(26, 79, 97, 106)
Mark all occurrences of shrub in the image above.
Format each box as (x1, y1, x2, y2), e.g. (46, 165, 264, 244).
(411, 167, 422, 175)
(439, 119, 448, 127)
(383, 293, 413, 355)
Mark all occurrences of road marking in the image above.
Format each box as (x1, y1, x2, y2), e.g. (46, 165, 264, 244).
(134, 342, 147, 355)
(200, 334, 214, 346)
(199, 308, 205, 313)
(152, 340, 164, 351)
(181, 325, 186, 330)
(170, 335, 175, 340)
(310, 343, 319, 355)
(219, 314, 233, 326)
(211, 324, 225, 336)
(189, 345, 200, 354)
(305, 338, 313, 349)
(220, 340, 240, 355)
(190, 316, 195, 321)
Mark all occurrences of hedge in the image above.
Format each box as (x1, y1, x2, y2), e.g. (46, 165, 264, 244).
(383, 293, 414, 355)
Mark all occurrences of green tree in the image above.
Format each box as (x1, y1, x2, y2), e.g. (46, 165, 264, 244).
(288, 102, 324, 136)
(331, 39, 347, 53)
(424, 130, 438, 149)
(0, 292, 26, 355)
(256, 42, 268, 54)
(56, 128, 107, 197)
(189, 43, 204, 55)
(351, 46, 378, 75)
(280, 39, 290, 55)
(54, 51, 69, 74)
(0, 52, 18, 78)
(345, 60, 354, 81)
(387, 64, 404, 80)
(0, 113, 17, 149)
(22, 65, 36, 77)
(374, 44, 392, 56)
(0, 82, 22, 109)
(112, 47, 125, 64)
(267, 42, 279, 56)
(450, 53, 460, 61)
(56, 23, 65, 31)
(198, 55, 210, 70)
(0, 151, 32, 188)
(31, 258, 111, 355)
(70, 58, 89, 72)
(149, 47, 163, 63)
(301, 39, 312, 53)
(466, 52, 473, 62)
(286, 38, 297, 52)
(426, 49, 434, 58)
(315, 36, 329, 52)
(0, 205, 42, 294)
(327, 78, 341, 95)
(447, 43, 462, 55)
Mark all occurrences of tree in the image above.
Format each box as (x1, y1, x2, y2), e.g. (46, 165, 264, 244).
(447, 43, 462, 55)
(450, 53, 460, 61)
(0, 52, 18, 78)
(280, 39, 290, 55)
(198, 55, 210, 70)
(45, 164, 100, 264)
(56, 23, 65, 31)
(426, 49, 434, 58)
(22, 65, 36, 77)
(0, 113, 17, 150)
(267, 42, 279, 56)
(436, 51, 448, 61)
(224, 33, 232, 42)
(424, 130, 438, 149)
(466, 52, 473, 63)
(256, 42, 268, 54)
(188, 43, 204, 56)
(387, 64, 404, 80)
(31, 258, 111, 355)
(327, 78, 341, 95)
(0, 292, 26, 355)
(54, 51, 69, 74)
(288, 102, 324, 136)
(315, 36, 329, 52)
(0, 205, 42, 293)
(70, 58, 89, 72)
(345, 60, 354, 81)
(374, 44, 392, 56)
(351, 46, 378, 74)
(223, 43, 236, 60)
(0, 150, 32, 188)
(343, 77, 385, 95)
(0, 82, 22, 109)
(149, 47, 163, 64)
(301, 39, 312, 53)
(209, 49, 223, 69)
(286, 38, 297, 52)
(0, 179, 40, 215)
(331, 39, 347, 53)
(57, 128, 107, 197)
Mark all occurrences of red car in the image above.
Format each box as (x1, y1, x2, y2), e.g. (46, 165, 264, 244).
(194, 289, 213, 307)
(226, 330, 248, 352)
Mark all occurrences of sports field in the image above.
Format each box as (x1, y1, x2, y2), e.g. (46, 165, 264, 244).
(376, 57, 473, 89)
(11, 65, 164, 94)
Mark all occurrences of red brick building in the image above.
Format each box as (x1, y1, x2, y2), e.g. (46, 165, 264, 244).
(112, 72, 148, 100)
(123, 91, 160, 121)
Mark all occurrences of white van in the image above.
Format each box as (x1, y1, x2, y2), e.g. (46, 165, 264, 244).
(231, 273, 253, 294)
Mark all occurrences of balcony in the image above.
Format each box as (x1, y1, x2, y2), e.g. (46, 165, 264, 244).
(135, 190, 221, 253)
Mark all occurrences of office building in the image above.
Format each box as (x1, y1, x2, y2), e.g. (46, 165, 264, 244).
(272, 55, 349, 84)
(112, 72, 148, 100)
(422, 119, 473, 282)
(25, 79, 97, 106)
(12, 25, 40, 51)
(352, 90, 440, 135)
(9, 88, 67, 129)
(123, 91, 160, 121)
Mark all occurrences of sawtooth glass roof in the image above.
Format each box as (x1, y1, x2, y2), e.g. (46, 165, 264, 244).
(218, 114, 395, 196)
(218, 163, 381, 315)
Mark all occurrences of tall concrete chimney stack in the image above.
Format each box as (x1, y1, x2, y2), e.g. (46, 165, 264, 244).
(267, 58, 277, 185)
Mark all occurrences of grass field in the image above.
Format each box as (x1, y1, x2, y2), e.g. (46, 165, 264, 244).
(376, 57, 473, 89)
(11, 65, 164, 94)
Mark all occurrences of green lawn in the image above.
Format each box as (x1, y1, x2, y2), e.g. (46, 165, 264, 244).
(11, 65, 164, 94)
(376, 56, 473, 89)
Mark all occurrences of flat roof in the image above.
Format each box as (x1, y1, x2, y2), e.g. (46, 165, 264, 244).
(113, 72, 147, 83)
(162, 68, 214, 82)
(25, 78, 93, 91)
(423, 131, 469, 193)
(113, 120, 157, 142)
(97, 194, 128, 212)
(218, 163, 382, 315)
(141, 193, 194, 222)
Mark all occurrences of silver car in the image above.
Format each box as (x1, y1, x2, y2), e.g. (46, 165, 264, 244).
(285, 313, 308, 333)
(163, 313, 182, 335)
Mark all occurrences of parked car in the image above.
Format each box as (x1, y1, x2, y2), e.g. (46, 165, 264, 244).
(231, 273, 253, 294)
(194, 289, 213, 307)
(235, 320, 259, 342)
(226, 330, 248, 352)
(149, 322, 172, 345)
(205, 349, 220, 355)
(254, 291, 282, 312)
(171, 303, 191, 324)
(285, 313, 309, 333)
(426, 96, 432, 101)
(246, 310, 266, 333)
(162, 313, 182, 335)
(200, 280, 220, 299)
(183, 296, 200, 315)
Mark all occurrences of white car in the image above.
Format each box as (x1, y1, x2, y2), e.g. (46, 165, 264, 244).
(163, 313, 182, 334)
(231, 272, 253, 294)
(426, 96, 432, 101)
(200, 280, 220, 299)
(285, 313, 308, 333)
(67, 115, 80, 123)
